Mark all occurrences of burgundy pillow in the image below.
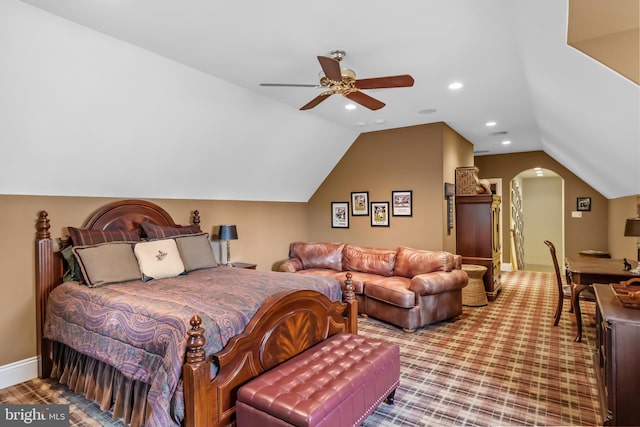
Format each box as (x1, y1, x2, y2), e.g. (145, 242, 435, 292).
(141, 222, 201, 239)
(68, 226, 141, 247)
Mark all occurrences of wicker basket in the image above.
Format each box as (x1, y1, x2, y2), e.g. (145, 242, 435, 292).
(455, 166, 480, 195)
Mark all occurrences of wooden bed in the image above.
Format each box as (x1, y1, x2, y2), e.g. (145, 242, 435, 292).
(35, 199, 357, 427)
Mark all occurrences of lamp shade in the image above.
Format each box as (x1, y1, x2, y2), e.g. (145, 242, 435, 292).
(624, 217, 640, 237)
(218, 225, 238, 240)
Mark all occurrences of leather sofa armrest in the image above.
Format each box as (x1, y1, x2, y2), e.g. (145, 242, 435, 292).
(409, 269, 469, 296)
(278, 258, 304, 272)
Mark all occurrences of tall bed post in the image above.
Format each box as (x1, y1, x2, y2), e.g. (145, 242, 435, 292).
(35, 211, 62, 378)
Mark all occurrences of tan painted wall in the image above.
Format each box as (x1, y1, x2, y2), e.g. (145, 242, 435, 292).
(306, 123, 474, 251)
(608, 195, 640, 259)
(475, 151, 610, 262)
(442, 125, 475, 253)
(521, 176, 563, 266)
(0, 195, 308, 366)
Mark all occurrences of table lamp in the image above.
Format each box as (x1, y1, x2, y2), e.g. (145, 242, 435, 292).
(624, 216, 640, 274)
(218, 225, 238, 267)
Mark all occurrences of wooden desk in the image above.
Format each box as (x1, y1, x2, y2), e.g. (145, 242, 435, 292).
(565, 258, 639, 342)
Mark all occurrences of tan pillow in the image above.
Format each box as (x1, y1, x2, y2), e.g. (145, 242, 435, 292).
(174, 233, 217, 271)
(134, 239, 185, 281)
(73, 242, 141, 287)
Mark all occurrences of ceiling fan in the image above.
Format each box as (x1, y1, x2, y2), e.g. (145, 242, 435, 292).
(260, 50, 414, 111)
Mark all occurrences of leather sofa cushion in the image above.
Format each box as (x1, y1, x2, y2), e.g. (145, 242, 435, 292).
(394, 246, 455, 278)
(290, 242, 345, 271)
(364, 277, 414, 308)
(342, 245, 396, 277)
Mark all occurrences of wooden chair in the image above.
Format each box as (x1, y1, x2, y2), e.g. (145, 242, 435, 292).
(544, 240, 595, 341)
(544, 240, 573, 326)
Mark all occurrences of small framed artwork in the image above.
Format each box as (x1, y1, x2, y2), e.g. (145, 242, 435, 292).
(371, 202, 390, 227)
(331, 202, 349, 228)
(392, 190, 413, 216)
(577, 197, 591, 212)
(351, 191, 369, 216)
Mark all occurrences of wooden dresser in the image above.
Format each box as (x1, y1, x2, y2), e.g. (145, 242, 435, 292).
(593, 284, 640, 426)
(455, 194, 502, 300)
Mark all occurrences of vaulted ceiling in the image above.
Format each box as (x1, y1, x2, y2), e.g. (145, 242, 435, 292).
(8, 0, 640, 199)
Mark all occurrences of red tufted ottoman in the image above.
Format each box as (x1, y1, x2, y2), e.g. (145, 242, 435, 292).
(236, 332, 400, 427)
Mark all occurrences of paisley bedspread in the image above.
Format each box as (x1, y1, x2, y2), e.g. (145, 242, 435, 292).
(43, 266, 342, 426)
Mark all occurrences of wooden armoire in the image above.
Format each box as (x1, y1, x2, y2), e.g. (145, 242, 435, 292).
(455, 194, 502, 300)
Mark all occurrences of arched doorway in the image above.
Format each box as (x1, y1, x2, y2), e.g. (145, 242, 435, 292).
(510, 168, 564, 272)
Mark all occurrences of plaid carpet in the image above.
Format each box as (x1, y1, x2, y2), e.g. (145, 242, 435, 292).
(0, 271, 600, 426)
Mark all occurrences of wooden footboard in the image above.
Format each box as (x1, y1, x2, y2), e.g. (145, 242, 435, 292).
(35, 200, 357, 427)
(183, 280, 356, 427)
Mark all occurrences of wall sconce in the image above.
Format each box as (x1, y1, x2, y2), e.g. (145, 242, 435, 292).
(624, 216, 640, 274)
(218, 225, 238, 267)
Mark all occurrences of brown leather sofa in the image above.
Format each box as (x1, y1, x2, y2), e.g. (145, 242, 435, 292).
(278, 242, 469, 332)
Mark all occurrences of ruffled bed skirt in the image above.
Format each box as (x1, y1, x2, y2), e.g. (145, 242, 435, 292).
(50, 342, 151, 427)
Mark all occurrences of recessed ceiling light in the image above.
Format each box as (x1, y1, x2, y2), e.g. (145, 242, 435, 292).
(418, 108, 437, 115)
(485, 121, 497, 127)
(345, 103, 356, 110)
(356, 122, 366, 127)
(448, 82, 463, 90)
(375, 118, 385, 124)
(502, 140, 512, 145)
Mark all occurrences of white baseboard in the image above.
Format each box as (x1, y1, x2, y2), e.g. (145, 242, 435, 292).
(501, 263, 512, 272)
(0, 357, 37, 389)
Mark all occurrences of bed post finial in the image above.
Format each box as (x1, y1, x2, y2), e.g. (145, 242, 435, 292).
(344, 272, 358, 334)
(36, 211, 51, 240)
(192, 210, 200, 228)
(186, 315, 206, 364)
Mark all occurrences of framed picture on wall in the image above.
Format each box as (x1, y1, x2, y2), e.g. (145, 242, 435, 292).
(371, 202, 390, 227)
(392, 190, 412, 216)
(351, 191, 369, 216)
(577, 197, 591, 211)
(331, 202, 349, 228)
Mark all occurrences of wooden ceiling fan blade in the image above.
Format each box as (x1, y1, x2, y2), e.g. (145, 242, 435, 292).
(300, 93, 332, 110)
(260, 83, 321, 88)
(355, 74, 415, 90)
(317, 56, 343, 82)
(345, 91, 385, 110)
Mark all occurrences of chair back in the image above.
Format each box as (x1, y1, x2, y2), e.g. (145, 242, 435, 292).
(544, 240, 567, 326)
(544, 240, 563, 289)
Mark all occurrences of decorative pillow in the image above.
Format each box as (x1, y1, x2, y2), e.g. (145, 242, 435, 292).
(61, 245, 83, 282)
(393, 246, 454, 278)
(134, 239, 185, 281)
(68, 226, 141, 247)
(174, 233, 217, 271)
(290, 242, 345, 271)
(73, 242, 141, 287)
(342, 244, 396, 277)
(140, 222, 201, 239)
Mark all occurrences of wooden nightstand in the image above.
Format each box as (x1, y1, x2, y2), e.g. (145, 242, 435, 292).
(231, 262, 257, 270)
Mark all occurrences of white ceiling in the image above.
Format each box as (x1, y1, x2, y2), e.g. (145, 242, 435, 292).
(16, 0, 640, 199)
